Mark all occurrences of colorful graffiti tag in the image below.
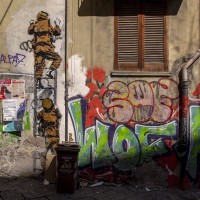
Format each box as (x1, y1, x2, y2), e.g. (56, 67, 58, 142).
(0, 53, 26, 67)
(68, 68, 200, 185)
(69, 97, 177, 170)
(84, 67, 106, 127)
(102, 79, 179, 123)
(188, 105, 200, 181)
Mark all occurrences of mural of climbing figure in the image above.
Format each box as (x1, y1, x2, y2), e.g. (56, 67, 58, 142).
(37, 98, 62, 153)
(28, 11, 62, 88)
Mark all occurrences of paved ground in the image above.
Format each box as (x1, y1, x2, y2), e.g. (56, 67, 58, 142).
(0, 177, 200, 200)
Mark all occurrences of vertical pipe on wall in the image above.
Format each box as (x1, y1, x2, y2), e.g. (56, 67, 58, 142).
(178, 49, 200, 186)
(0, 0, 13, 27)
(179, 50, 200, 145)
(65, 0, 68, 142)
(179, 51, 200, 148)
(178, 79, 190, 187)
(179, 80, 189, 147)
(90, 0, 94, 68)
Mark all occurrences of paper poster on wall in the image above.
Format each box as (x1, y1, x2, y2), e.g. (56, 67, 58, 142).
(0, 79, 26, 132)
(0, 80, 12, 99)
(0, 101, 2, 127)
(2, 100, 17, 121)
(2, 99, 26, 132)
(11, 79, 25, 98)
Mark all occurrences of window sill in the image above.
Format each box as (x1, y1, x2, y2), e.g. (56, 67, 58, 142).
(110, 71, 171, 78)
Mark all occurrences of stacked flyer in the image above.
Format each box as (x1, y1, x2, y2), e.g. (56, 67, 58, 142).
(0, 79, 25, 132)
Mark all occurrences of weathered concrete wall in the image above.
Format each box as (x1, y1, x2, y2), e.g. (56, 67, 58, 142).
(68, 0, 200, 72)
(67, 0, 114, 72)
(168, 0, 200, 67)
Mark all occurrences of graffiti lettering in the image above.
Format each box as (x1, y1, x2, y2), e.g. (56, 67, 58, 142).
(69, 96, 200, 182)
(187, 106, 200, 180)
(84, 67, 106, 127)
(193, 83, 200, 97)
(20, 40, 33, 52)
(0, 53, 26, 67)
(68, 67, 200, 184)
(103, 78, 179, 123)
(68, 97, 177, 170)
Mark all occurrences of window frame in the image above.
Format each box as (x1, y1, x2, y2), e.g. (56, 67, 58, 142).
(114, 0, 168, 72)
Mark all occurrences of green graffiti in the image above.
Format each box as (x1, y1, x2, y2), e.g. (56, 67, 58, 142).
(78, 121, 114, 168)
(68, 98, 84, 145)
(113, 125, 140, 170)
(23, 111, 31, 131)
(135, 121, 177, 164)
(188, 106, 200, 180)
(0, 124, 3, 132)
(79, 126, 96, 167)
(68, 98, 177, 170)
(69, 98, 114, 168)
(94, 121, 114, 168)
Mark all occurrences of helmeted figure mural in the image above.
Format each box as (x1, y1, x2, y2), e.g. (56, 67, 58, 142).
(37, 98, 62, 153)
(28, 11, 62, 88)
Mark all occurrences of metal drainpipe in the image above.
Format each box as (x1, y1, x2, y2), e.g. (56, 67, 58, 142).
(179, 49, 200, 148)
(178, 49, 200, 183)
(65, 0, 68, 142)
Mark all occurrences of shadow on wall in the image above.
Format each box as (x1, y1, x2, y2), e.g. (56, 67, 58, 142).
(78, 0, 183, 16)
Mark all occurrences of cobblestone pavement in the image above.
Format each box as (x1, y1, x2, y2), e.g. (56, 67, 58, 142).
(0, 177, 200, 200)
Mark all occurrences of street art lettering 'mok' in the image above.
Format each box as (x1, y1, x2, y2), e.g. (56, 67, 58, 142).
(68, 69, 200, 183)
(69, 96, 200, 182)
(68, 97, 177, 170)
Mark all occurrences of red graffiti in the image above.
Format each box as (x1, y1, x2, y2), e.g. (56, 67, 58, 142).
(167, 174, 181, 187)
(79, 167, 128, 183)
(0, 86, 6, 99)
(156, 152, 182, 187)
(99, 86, 106, 98)
(86, 96, 105, 127)
(193, 83, 200, 97)
(84, 67, 106, 127)
(156, 152, 179, 171)
(85, 82, 98, 100)
(86, 69, 92, 80)
(181, 177, 191, 190)
(182, 97, 189, 117)
(93, 67, 106, 83)
(103, 78, 179, 124)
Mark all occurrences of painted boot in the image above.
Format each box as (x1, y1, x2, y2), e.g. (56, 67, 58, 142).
(46, 68, 55, 79)
(37, 78, 44, 89)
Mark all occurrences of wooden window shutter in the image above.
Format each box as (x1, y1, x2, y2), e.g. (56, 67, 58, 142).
(114, 0, 167, 72)
(143, 0, 167, 71)
(114, 0, 139, 70)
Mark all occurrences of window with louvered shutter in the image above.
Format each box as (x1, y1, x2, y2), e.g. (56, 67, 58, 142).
(114, 0, 167, 72)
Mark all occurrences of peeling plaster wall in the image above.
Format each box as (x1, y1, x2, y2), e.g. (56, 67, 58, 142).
(168, 0, 200, 68)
